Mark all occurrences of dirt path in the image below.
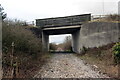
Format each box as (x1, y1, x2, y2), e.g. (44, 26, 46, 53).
(34, 53, 109, 78)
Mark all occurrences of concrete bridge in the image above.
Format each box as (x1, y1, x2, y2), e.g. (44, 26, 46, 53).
(36, 14, 91, 53)
(36, 14, 120, 53)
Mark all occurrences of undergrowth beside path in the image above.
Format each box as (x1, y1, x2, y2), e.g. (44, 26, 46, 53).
(3, 53, 53, 78)
(75, 43, 119, 78)
(2, 19, 53, 78)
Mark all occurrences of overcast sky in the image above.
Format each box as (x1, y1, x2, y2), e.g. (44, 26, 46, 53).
(1, 0, 120, 44)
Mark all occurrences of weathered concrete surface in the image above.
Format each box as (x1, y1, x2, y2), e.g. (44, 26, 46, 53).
(78, 22, 120, 52)
(37, 14, 91, 53)
(42, 22, 120, 53)
(42, 26, 81, 52)
(36, 14, 91, 27)
(43, 25, 80, 35)
(42, 31, 49, 52)
(72, 28, 80, 53)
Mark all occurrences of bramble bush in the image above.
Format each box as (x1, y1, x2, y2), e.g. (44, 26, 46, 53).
(2, 19, 42, 68)
(112, 42, 120, 64)
(2, 20, 42, 55)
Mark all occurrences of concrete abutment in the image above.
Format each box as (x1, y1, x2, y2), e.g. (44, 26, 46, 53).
(42, 22, 120, 54)
(42, 31, 49, 52)
(72, 28, 81, 53)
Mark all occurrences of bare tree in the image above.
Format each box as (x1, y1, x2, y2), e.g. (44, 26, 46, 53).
(49, 43, 57, 50)
(0, 4, 7, 20)
(63, 36, 72, 50)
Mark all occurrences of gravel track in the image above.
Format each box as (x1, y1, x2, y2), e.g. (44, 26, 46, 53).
(34, 53, 109, 78)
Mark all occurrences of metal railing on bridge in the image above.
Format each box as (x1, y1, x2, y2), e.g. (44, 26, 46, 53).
(91, 15, 107, 20)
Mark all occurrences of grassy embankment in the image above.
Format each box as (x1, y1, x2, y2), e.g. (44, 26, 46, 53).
(2, 19, 52, 78)
(90, 14, 120, 23)
(75, 14, 120, 78)
(75, 43, 119, 78)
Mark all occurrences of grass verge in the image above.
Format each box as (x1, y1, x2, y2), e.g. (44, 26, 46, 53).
(75, 43, 119, 78)
(3, 53, 53, 78)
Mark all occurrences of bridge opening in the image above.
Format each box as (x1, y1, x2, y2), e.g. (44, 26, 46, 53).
(49, 34, 73, 53)
(42, 26, 81, 53)
(36, 14, 91, 53)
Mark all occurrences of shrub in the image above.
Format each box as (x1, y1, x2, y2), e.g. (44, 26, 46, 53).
(2, 21, 42, 55)
(112, 42, 120, 64)
(63, 36, 72, 51)
(49, 43, 57, 50)
(106, 14, 120, 21)
(80, 46, 88, 54)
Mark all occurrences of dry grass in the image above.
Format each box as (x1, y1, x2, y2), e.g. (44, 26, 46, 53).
(75, 43, 119, 78)
(3, 53, 53, 78)
(90, 14, 120, 23)
(89, 20, 120, 23)
(2, 19, 49, 78)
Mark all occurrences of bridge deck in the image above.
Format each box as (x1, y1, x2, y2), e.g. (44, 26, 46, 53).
(36, 14, 91, 28)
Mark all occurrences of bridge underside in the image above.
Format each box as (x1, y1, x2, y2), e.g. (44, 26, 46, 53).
(43, 25, 81, 35)
(42, 25, 81, 53)
(36, 14, 91, 53)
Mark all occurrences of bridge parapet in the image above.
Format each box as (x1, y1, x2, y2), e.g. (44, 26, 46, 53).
(36, 14, 91, 28)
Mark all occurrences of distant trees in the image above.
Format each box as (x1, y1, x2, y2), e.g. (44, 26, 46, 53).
(63, 36, 72, 51)
(106, 14, 120, 21)
(4, 18, 28, 26)
(49, 43, 57, 50)
(57, 36, 72, 51)
(0, 4, 7, 20)
(0, 4, 27, 26)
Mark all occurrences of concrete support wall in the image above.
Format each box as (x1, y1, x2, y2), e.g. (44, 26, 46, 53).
(72, 28, 80, 53)
(42, 22, 120, 54)
(79, 22, 120, 51)
(42, 31, 49, 52)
